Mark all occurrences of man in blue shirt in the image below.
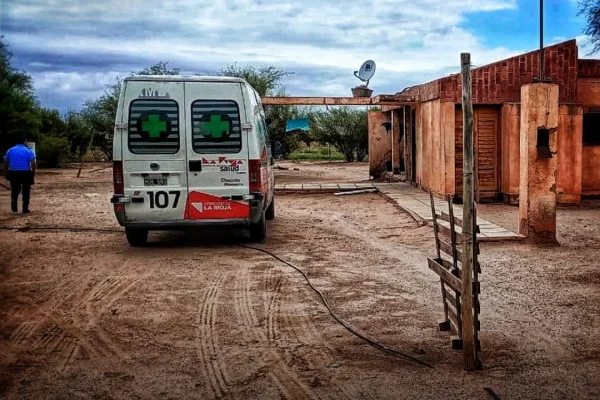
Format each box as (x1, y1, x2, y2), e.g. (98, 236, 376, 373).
(3, 137, 37, 213)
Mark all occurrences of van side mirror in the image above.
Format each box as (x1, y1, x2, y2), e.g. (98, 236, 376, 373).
(272, 141, 283, 160)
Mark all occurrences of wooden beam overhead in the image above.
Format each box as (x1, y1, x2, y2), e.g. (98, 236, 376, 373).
(261, 97, 371, 105)
(372, 94, 418, 105)
(261, 95, 418, 106)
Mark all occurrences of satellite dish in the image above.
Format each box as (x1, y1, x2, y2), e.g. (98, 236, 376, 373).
(354, 60, 376, 86)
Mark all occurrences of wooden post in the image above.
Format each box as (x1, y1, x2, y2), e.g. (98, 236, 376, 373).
(460, 53, 476, 371)
(77, 131, 95, 178)
(391, 110, 395, 174)
(403, 107, 407, 175)
(430, 191, 450, 331)
(473, 201, 482, 368)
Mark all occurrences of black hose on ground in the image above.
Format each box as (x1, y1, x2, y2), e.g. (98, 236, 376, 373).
(0, 226, 121, 233)
(484, 387, 501, 400)
(240, 243, 434, 369)
(0, 225, 434, 368)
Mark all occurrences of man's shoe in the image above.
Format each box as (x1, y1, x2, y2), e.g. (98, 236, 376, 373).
(11, 202, 17, 212)
(22, 209, 31, 214)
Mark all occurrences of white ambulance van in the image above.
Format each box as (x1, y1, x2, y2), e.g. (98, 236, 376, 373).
(110, 75, 280, 246)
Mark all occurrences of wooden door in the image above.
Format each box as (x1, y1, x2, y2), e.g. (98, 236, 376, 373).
(474, 107, 499, 196)
(455, 106, 500, 199)
(455, 107, 464, 195)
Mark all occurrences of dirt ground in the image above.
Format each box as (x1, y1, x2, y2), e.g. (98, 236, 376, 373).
(0, 162, 599, 399)
(273, 161, 370, 185)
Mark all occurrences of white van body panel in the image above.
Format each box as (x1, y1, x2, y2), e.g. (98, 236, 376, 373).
(119, 80, 188, 222)
(111, 75, 274, 230)
(183, 81, 250, 220)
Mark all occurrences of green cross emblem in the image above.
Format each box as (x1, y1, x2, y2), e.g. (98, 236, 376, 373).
(142, 114, 167, 138)
(201, 114, 230, 139)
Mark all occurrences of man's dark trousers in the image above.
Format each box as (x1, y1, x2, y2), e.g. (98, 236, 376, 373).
(8, 171, 33, 212)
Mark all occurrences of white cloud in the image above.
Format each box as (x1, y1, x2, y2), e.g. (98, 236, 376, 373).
(5, 0, 522, 109)
(576, 35, 597, 57)
(32, 71, 120, 92)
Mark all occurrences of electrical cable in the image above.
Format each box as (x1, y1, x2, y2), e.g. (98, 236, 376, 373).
(239, 244, 434, 368)
(0, 226, 121, 234)
(1, 225, 433, 368)
(484, 387, 501, 400)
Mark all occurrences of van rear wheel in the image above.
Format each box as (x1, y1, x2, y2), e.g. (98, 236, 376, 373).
(265, 197, 275, 221)
(249, 211, 267, 243)
(125, 227, 149, 247)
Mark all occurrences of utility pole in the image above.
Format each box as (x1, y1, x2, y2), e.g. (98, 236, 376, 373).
(460, 53, 476, 371)
(536, 0, 548, 82)
(539, 0, 544, 80)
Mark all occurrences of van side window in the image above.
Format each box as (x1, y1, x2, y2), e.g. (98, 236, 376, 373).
(253, 90, 265, 114)
(191, 100, 242, 154)
(257, 116, 268, 143)
(261, 116, 269, 142)
(128, 99, 180, 154)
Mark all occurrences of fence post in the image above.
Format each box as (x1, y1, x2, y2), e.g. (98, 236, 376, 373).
(77, 131, 95, 178)
(460, 53, 476, 371)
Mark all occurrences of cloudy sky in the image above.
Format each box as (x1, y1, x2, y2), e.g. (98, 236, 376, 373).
(0, 0, 591, 113)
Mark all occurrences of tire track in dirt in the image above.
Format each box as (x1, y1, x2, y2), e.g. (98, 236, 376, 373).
(0, 280, 56, 325)
(265, 268, 283, 343)
(234, 262, 320, 400)
(264, 263, 371, 400)
(8, 269, 143, 374)
(53, 272, 141, 372)
(196, 272, 232, 399)
(7, 277, 88, 347)
(80, 274, 142, 359)
(4, 278, 78, 333)
(10, 321, 39, 346)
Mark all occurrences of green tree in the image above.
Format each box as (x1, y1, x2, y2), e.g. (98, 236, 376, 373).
(355, 111, 369, 162)
(82, 79, 121, 160)
(82, 61, 180, 160)
(37, 135, 71, 168)
(218, 64, 302, 156)
(310, 107, 368, 162)
(38, 108, 65, 137)
(219, 64, 300, 158)
(0, 38, 41, 154)
(32, 107, 93, 167)
(63, 110, 93, 158)
(218, 64, 291, 97)
(36, 108, 69, 167)
(579, 0, 600, 54)
(265, 101, 302, 158)
(135, 61, 180, 76)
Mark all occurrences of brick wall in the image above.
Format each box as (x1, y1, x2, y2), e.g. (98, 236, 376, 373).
(401, 80, 440, 102)
(578, 59, 600, 77)
(401, 40, 579, 104)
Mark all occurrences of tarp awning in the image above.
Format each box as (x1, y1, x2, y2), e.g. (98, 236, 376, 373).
(285, 118, 310, 132)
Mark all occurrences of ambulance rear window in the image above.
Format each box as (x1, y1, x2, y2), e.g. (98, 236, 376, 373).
(128, 99, 180, 154)
(191, 100, 242, 154)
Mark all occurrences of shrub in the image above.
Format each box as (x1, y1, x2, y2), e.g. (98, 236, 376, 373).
(310, 108, 368, 162)
(37, 135, 71, 167)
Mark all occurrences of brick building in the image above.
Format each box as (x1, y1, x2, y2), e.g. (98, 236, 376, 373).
(369, 39, 600, 204)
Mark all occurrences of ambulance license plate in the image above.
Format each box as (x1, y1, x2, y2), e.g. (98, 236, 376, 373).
(144, 175, 167, 186)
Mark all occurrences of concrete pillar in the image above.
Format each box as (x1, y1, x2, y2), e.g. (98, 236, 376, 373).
(368, 110, 392, 179)
(519, 83, 559, 245)
(500, 103, 521, 205)
(392, 109, 401, 174)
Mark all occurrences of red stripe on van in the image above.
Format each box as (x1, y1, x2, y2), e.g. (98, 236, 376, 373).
(184, 191, 250, 220)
